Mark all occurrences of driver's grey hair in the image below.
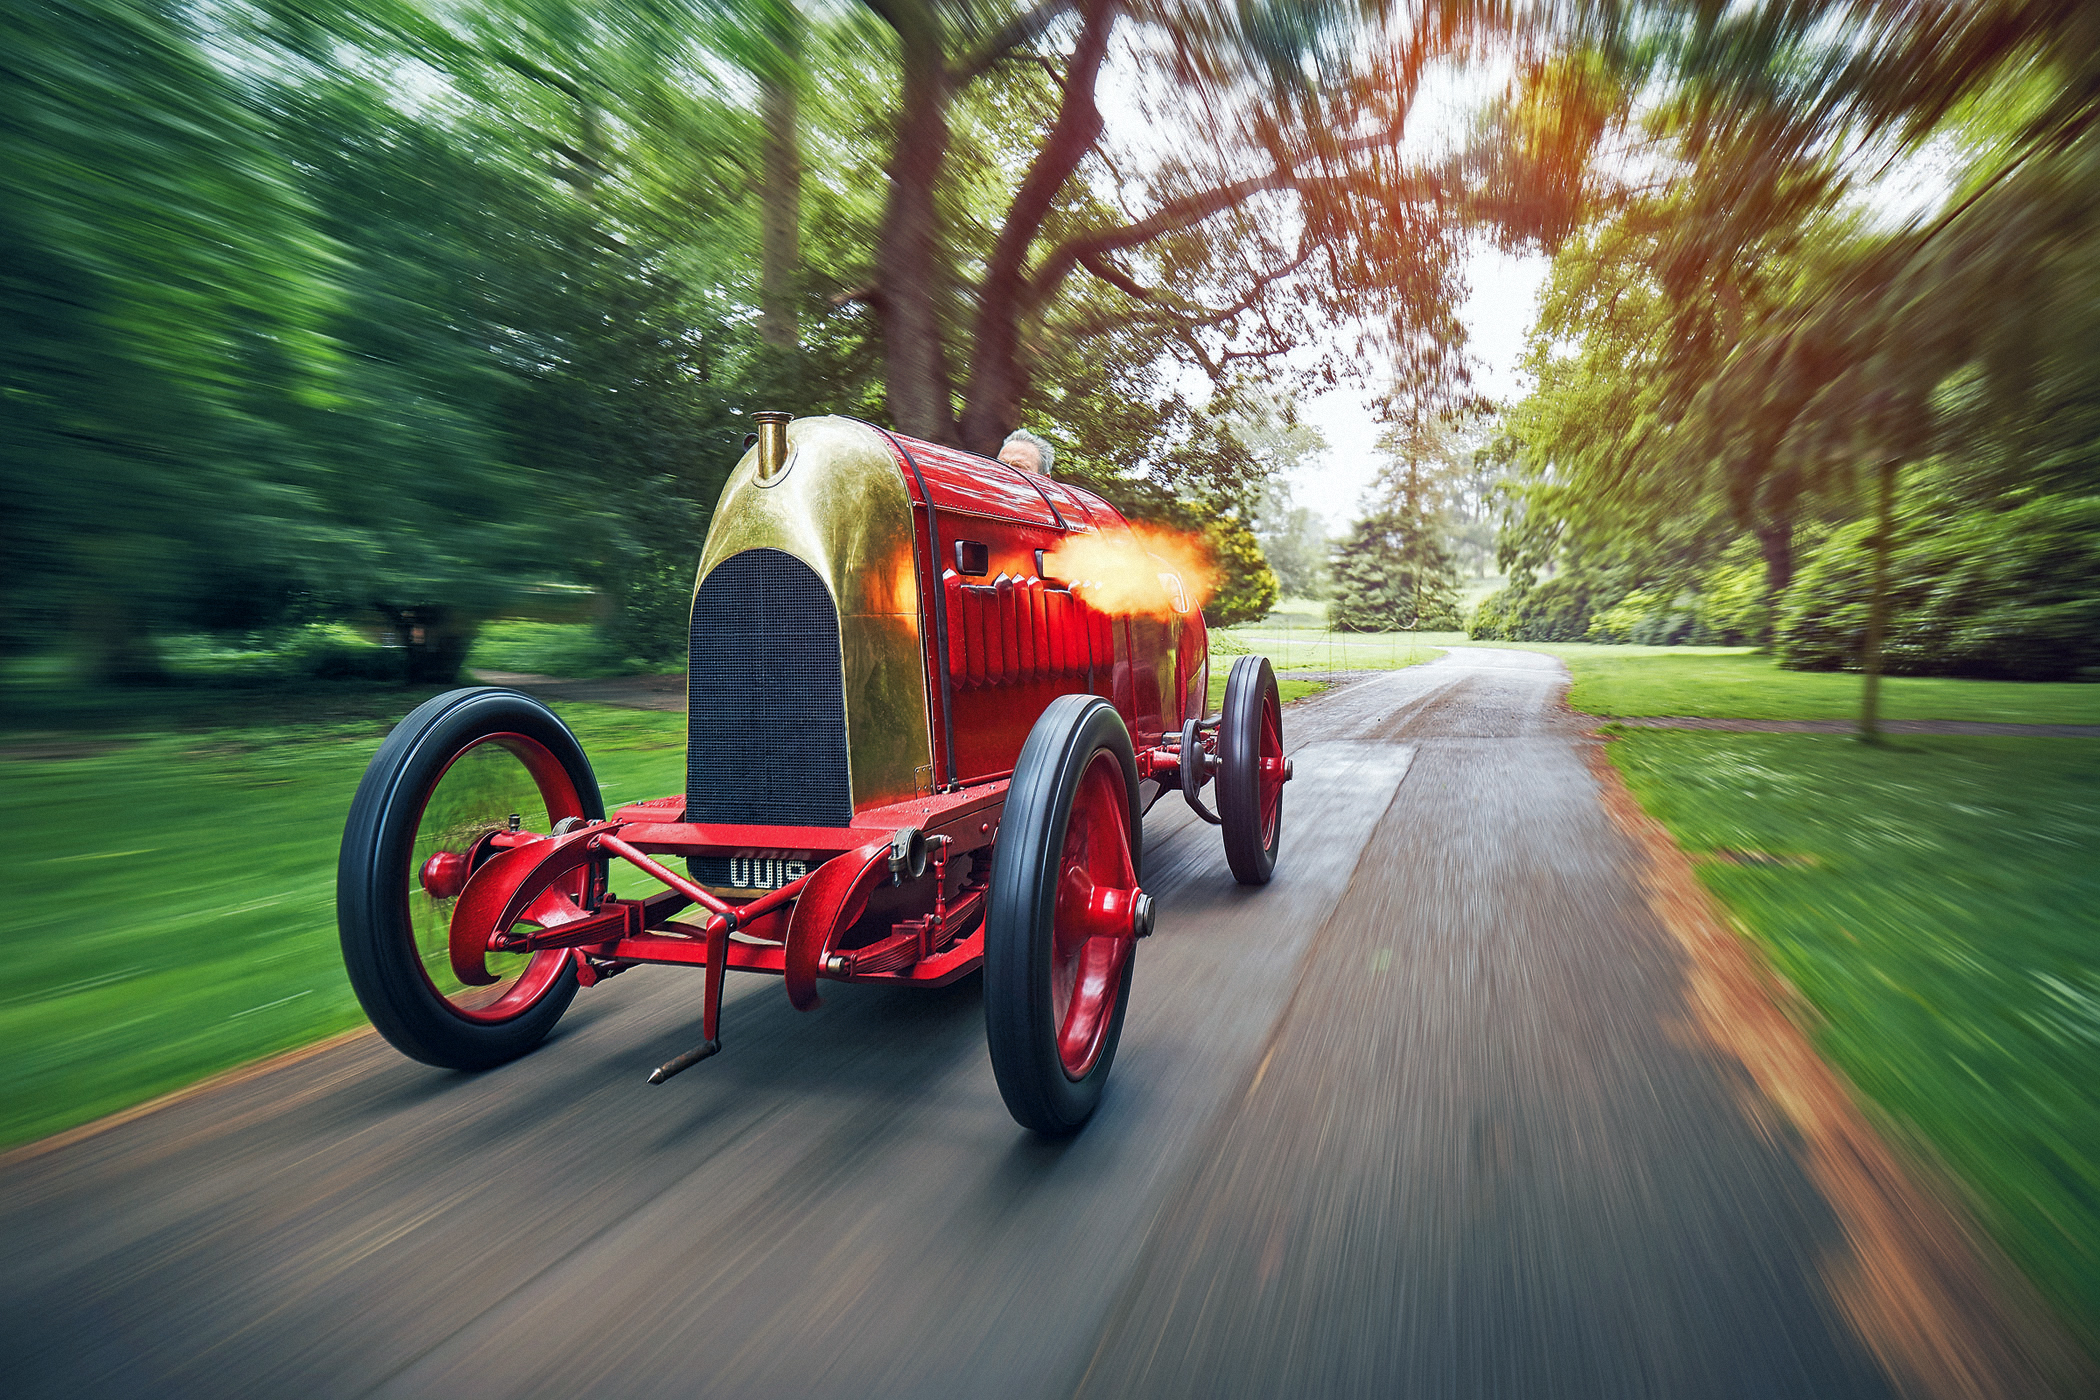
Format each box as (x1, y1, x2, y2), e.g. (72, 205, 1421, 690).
(1000, 429, 1056, 476)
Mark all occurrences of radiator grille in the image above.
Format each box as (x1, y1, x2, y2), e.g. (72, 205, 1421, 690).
(686, 548, 852, 827)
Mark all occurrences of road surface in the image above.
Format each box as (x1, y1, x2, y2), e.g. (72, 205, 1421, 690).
(0, 649, 2033, 1397)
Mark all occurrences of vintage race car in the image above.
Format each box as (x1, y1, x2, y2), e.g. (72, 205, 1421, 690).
(337, 413, 1290, 1134)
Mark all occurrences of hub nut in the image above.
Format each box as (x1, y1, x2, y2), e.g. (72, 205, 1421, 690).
(1130, 890, 1156, 939)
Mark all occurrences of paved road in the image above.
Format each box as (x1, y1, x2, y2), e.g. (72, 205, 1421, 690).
(0, 649, 1997, 1398)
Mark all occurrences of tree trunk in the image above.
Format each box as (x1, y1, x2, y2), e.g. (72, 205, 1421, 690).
(875, 7, 958, 441)
(71, 536, 166, 685)
(1752, 517, 1793, 595)
(757, 19, 801, 350)
(377, 605, 477, 686)
(956, 0, 1117, 454)
(74, 598, 166, 686)
(1857, 457, 1899, 743)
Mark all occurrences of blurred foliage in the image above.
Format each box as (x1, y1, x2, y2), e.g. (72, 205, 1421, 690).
(467, 621, 648, 679)
(17, 0, 1496, 682)
(1777, 490, 2100, 682)
(1584, 541, 1771, 646)
(2, 0, 340, 681)
(1467, 575, 1595, 642)
(1479, 1, 2100, 685)
(12, 0, 2095, 686)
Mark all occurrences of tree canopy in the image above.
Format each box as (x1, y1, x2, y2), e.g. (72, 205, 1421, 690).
(4, 0, 1522, 677)
(1473, 0, 2100, 697)
(7, 0, 2095, 694)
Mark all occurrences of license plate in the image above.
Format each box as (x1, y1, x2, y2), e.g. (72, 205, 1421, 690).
(687, 853, 813, 892)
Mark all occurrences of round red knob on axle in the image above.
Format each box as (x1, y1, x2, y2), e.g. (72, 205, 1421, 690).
(419, 849, 470, 901)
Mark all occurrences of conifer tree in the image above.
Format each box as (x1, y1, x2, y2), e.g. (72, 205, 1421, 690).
(1330, 445, 1464, 632)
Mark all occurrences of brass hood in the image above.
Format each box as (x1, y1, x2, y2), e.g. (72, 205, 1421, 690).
(692, 416, 933, 811)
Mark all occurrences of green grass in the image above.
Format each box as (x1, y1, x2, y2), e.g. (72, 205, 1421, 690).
(1219, 624, 1460, 674)
(1608, 732, 2100, 1347)
(0, 698, 687, 1150)
(1206, 670, 1330, 714)
(469, 620, 655, 679)
(1455, 643, 2100, 726)
(1208, 617, 1452, 713)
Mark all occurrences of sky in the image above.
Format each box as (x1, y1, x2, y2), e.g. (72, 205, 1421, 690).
(1287, 242, 1549, 531)
(1270, 48, 1548, 533)
(1096, 38, 1548, 536)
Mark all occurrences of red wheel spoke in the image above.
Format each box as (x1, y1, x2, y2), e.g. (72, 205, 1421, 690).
(1047, 752, 1140, 1079)
(1259, 694, 1284, 841)
(406, 733, 582, 1021)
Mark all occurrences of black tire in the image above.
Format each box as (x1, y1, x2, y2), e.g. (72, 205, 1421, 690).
(337, 687, 601, 1070)
(1218, 654, 1283, 885)
(984, 694, 1144, 1136)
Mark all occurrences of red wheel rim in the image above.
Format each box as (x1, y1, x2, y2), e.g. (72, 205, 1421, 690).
(1049, 751, 1139, 1079)
(1256, 688, 1284, 847)
(404, 733, 583, 1022)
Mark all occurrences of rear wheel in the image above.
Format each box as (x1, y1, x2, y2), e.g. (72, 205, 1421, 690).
(1218, 655, 1284, 885)
(985, 695, 1149, 1136)
(338, 688, 600, 1069)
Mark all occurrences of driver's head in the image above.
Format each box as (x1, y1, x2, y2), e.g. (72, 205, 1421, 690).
(997, 429, 1056, 477)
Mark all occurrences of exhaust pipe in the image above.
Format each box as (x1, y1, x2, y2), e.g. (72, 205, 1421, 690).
(753, 410, 792, 482)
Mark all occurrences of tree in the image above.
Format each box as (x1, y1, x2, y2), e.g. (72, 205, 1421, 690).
(848, 0, 1485, 451)
(1585, 0, 2100, 735)
(1329, 507, 1462, 632)
(0, 0, 337, 680)
(1260, 495, 1333, 599)
(1480, 2, 2100, 729)
(1330, 433, 1462, 632)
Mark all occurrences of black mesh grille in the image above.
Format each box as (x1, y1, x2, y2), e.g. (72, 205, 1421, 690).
(687, 548, 852, 827)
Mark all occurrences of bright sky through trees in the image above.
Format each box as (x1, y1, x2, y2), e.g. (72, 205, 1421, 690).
(1296, 241, 1546, 521)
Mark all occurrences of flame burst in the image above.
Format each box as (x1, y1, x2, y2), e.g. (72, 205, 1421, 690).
(1042, 522, 1214, 618)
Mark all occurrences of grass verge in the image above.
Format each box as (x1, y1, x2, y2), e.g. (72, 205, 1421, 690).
(1208, 622, 1451, 714)
(1463, 644, 2100, 725)
(1606, 731, 2100, 1349)
(0, 698, 687, 1150)
(1220, 625, 1460, 674)
(1206, 670, 1330, 714)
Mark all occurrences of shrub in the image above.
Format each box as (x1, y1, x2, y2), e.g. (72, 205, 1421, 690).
(1468, 576, 1603, 641)
(1202, 517, 1281, 627)
(286, 624, 400, 682)
(1586, 588, 1694, 644)
(1468, 587, 1510, 639)
(1776, 494, 2100, 681)
(1695, 561, 1769, 644)
(468, 621, 646, 678)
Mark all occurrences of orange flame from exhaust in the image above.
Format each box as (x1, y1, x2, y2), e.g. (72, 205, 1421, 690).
(1042, 522, 1214, 618)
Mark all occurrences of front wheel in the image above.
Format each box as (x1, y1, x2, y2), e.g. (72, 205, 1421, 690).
(984, 695, 1149, 1136)
(1218, 655, 1284, 885)
(337, 687, 601, 1070)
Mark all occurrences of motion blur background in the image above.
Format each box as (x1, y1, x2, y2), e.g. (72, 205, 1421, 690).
(6, 1, 2097, 681)
(4, 0, 2098, 1362)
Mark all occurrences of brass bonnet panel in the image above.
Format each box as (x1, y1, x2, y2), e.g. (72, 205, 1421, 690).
(693, 416, 932, 811)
